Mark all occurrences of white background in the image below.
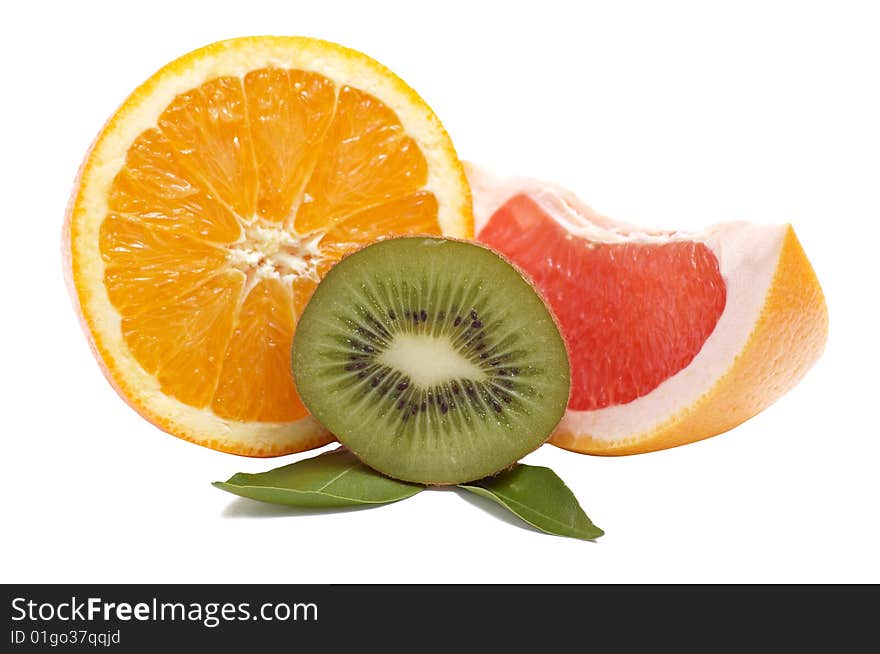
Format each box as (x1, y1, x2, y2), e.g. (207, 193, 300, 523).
(2, 0, 878, 583)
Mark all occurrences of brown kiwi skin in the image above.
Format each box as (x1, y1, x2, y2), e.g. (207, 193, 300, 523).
(291, 234, 573, 486)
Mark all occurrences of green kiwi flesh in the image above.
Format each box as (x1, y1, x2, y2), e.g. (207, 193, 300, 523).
(291, 237, 570, 485)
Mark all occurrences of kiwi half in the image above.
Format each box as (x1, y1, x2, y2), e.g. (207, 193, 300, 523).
(291, 237, 570, 485)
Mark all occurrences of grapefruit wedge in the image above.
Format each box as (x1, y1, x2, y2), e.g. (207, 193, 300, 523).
(469, 164, 828, 455)
(65, 37, 472, 457)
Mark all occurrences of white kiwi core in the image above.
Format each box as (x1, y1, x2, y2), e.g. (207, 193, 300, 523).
(378, 333, 486, 387)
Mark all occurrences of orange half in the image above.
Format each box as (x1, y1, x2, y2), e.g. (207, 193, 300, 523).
(65, 37, 473, 456)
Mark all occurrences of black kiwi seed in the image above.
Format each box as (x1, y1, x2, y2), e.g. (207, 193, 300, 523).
(420, 401, 427, 412)
(397, 380, 409, 390)
(388, 309, 397, 319)
(470, 310, 478, 320)
(440, 402, 448, 414)
(491, 401, 502, 412)
(438, 311, 445, 320)
(472, 320, 483, 329)
(454, 316, 462, 326)
(397, 399, 406, 410)
(420, 310, 427, 321)
(370, 320, 390, 337)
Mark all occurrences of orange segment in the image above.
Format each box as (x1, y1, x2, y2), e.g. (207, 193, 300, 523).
(291, 274, 321, 319)
(243, 69, 337, 222)
(295, 85, 428, 233)
(328, 191, 440, 242)
(66, 36, 472, 456)
(319, 191, 441, 260)
(100, 214, 228, 315)
(158, 76, 258, 219)
(108, 129, 241, 242)
(212, 278, 306, 422)
(121, 271, 244, 407)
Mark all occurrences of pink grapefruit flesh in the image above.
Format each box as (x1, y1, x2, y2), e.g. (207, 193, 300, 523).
(480, 193, 727, 411)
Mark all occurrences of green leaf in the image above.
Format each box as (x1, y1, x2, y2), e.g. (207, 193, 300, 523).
(213, 448, 424, 508)
(459, 464, 604, 540)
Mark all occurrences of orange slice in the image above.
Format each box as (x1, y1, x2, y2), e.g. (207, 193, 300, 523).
(64, 37, 472, 456)
(469, 164, 827, 455)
